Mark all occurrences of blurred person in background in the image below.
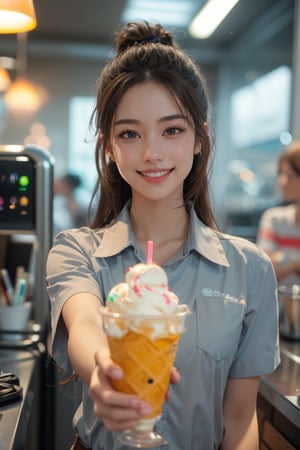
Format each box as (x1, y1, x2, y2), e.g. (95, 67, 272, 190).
(257, 140, 300, 287)
(53, 173, 91, 235)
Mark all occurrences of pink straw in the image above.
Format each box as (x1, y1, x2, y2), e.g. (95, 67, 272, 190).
(147, 240, 153, 265)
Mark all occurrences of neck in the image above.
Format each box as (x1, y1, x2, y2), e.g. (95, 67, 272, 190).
(129, 199, 190, 264)
(130, 199, 188, 239)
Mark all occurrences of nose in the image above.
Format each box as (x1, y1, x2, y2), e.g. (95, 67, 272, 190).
(143, 136, 164, 162)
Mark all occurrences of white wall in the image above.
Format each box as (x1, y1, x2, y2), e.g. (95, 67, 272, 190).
(0, 56, 104, 178)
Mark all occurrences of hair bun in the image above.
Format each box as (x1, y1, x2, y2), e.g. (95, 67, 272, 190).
(115, 21, 176, 54)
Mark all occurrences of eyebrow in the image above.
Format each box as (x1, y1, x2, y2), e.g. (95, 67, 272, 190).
(114, 114, 186, 126)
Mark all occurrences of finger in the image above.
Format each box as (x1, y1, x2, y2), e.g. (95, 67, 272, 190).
(93, 399, 142, 431)
(96, 397, 152, 422)
(89, 369, 152, 412)
(94, 384, 152, 412)
(170, 367, 180, 384)
(165, 367, 180, 400)
(165, 388, 171, 401)
(91, 389, 152, 430)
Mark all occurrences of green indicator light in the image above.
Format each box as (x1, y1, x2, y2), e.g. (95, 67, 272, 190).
(19, 175, 30, 187)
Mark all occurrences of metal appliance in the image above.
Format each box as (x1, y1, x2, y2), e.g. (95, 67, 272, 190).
(0, 144, 54, 325)
(0, 144, 54, 450)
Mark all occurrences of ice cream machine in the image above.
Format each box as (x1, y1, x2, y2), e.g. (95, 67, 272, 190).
(0, 144, 54, 327)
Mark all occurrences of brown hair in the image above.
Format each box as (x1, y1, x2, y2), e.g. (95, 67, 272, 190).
(279, 140, 300, 176)
(89, 21, 217, 229)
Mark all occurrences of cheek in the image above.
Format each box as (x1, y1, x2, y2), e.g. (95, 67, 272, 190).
(112, 148, 137, 181)
(112, 142, 138, 163)
(114, 151, 136, 169)
(174, 138, 196, 164)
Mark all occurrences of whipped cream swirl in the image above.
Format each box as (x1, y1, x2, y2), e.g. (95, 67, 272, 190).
(107, 263, 179, 315)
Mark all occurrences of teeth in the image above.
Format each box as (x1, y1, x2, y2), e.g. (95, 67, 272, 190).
(141, 171, 168, 178)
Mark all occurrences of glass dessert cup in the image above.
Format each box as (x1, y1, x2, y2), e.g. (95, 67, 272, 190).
(100, 304, 190, 448)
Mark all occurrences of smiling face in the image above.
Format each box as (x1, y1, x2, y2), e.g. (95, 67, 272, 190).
(278, 160, 300, 202)
(109, 81, 199, 206)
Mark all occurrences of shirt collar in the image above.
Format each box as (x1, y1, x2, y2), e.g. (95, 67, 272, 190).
(189, 207, 229, 266)
(93, 202, 135, 258)
(94, 202, 229, 267)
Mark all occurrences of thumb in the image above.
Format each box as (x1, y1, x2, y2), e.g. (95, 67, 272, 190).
(94, 348, 123, 380)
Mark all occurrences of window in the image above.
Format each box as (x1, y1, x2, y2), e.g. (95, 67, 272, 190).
(68, 96, 97, 192)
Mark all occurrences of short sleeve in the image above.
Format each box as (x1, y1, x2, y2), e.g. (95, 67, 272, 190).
(229, 247, 280, 377)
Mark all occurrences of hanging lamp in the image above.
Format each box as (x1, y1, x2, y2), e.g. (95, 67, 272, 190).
(0, 66, 11, 91)
(0, 0, 37, 34)
(4, 32, 45, 113)
(4, 76, 42, 112)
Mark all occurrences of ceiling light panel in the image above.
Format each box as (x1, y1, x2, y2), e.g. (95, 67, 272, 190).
(122, 0, 196, 28)
(189, 0, 240, 39)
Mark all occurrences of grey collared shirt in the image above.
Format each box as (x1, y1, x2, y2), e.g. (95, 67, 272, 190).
(46, 204, 280, 450)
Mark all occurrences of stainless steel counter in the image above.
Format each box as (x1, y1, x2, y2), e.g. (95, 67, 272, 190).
(0, 348, 39, 450)
(0, 329, 51, 450)
(259, 338, 300, 429)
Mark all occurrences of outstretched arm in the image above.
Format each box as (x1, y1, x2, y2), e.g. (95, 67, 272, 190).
(62, 293, 152, 430)
(220, 376, 260, 450)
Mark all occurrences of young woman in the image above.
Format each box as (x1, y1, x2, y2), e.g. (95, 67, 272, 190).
(257, 140, 300, 287)
(46, 21, 280, 450)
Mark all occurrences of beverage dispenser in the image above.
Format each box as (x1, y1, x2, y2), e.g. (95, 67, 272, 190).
(0, 144, 54, 329)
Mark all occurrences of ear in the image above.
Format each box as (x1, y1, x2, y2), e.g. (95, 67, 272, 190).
(194, 122, 209, 154)
(194, 139, 202, 155)
(106, 147, 115, 161)
(194, 146, 201, 155)
(203, 122, 209, 136)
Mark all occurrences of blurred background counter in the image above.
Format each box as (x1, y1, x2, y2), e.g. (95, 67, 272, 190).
(0, 344, 54, 450)
(258, 338, 300, 449)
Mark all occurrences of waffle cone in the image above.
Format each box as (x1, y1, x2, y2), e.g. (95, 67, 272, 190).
(108, 330, 179, 417)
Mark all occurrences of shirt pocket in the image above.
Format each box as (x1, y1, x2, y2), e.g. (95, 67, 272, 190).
(195, 294, 246, 362)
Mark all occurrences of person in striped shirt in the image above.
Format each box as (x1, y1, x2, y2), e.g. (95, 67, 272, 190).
(257, 140, 300, 287)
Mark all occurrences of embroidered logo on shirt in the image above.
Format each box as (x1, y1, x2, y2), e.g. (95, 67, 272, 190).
(202, 288, 246, 306)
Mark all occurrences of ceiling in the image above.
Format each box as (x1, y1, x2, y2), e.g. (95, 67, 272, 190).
(0, 0, 295, 64)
